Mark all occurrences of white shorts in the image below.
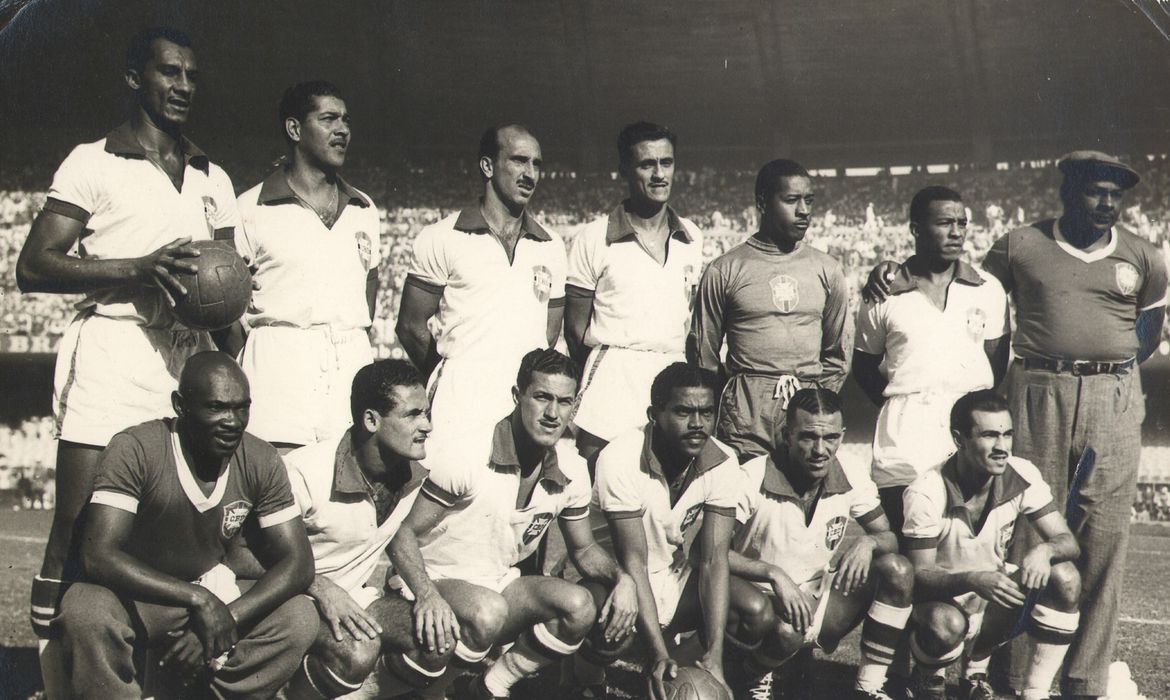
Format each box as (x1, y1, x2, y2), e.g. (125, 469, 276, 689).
(424, 353, 525, 465)
(387, 567, 522, 600)
(650, 566, 693, 629)
(871, 392, 966, 489)
(53, 312, 214, 446)
(239, 326, 373, 445)
(573, 346, 682, 441)
(349, 584, 381, 611)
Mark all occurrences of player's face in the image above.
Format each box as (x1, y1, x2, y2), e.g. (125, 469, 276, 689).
(782, 409, 844, 481)
(914, 199, 968, 263)
(130, 39, 198, 128)
(760, 176, 814, 243)
(954, 410, 1013, 477)
(624, 138, 675, 208)
(651, 386, 717, 460)
(1070, 179, 1126, 234)
(177, 368, 251, 461)
(514, 371, 577, 449)
(294, 95, 351, 171)
(484, 127, 542, 211)
(371, 384, 431, 463)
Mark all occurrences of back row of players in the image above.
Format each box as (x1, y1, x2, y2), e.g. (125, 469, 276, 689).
(16, 27, 1167, 700)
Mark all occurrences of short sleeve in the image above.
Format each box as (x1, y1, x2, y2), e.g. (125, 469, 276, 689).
(854, 299, 888, 355)
(406, 224, 450, 290)
(419, 451, 476, 508)
(90, 432, 149, 514)
(846, 468, 883, 522)
(733, 458, 765, 525)
(560, 478, 592, 522)
(208, 167, 241, 231)
(1015, 461, 1057, 520)
(284, 459, 314, 520)
(252, 450, 299, 528)
(702, 460, 740, 518)
(1139, 244, 1169, 311)
(566, 225, 602, 292)
(982, 233, 1012, 292)
(595, 445, 645, 519)
(901, 479, 944, 548)
(47, 144, 101, 219)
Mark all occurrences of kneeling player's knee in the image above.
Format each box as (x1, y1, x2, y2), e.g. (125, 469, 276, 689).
(732, 587, 775, 639)
(559, 584, 599, 637)
(1046, 562, 1081, 609)
(319, 635, 382, 683)
(579, 624, 635, 667)
(462, 593, 509, 649)
(383, 646, 452, 690)
(58, 583, 122, 640)
(917, 606, 967, 651)
(874, 553, 914, 597)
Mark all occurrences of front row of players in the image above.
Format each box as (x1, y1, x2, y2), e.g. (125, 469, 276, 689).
(52, 349, 1081, 700)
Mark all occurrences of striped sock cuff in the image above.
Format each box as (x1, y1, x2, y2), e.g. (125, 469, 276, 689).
(454, 640, 491, 665)
(30, 576, 68, 640)
(384, 651, 446, 689)
(1027, 605, 1080, 645)
(528, 621, 583, 658)
(860, 601, 912, 665)
(910, 633, 964, 669)
(303, 655, 365, 696)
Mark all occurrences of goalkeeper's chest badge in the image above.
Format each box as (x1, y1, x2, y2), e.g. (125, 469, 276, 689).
(1115, 262, 1139, 296)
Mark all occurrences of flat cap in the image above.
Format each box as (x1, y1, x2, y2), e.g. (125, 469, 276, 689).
(1057, 150, 1140, 189)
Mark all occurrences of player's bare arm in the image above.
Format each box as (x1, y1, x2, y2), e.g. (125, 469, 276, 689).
(834, 511, 897, 596)
(563, 285, 595, 369)
(861, 260, 901, 303)
(695, 511, 732, 683)
(728, 549, 814, 634)
(16, 208, 201, 303)
(906, 541, 1025, 609)
(308, 574, 382, 642)
(983, 335, 1011, 387)
(387, 493, 461, 653)
(546, 297, 566, 347)
(81, 503, 239, 666)
(559, 514, 637, 642)
(851, 349, 888, 407)
(395, 281, 443, 376)
(1019, 510, 1080, 592)
(608, 512, 676, 700)
(227, 516, 314, 628)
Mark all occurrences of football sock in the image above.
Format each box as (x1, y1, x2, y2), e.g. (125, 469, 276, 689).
(1021, 605, 1079, 699)
(482, 622, 582, 697)
(856, 600, 912, 691)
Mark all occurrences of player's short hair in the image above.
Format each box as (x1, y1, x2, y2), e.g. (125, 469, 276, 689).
(617, 121, 677, 169)
(478, 124, 533, 163)
(649, 363, 720, 410)
(755, 159, 811, 206)
(909, 186, 964, 225)
(350, 359, 425, 425)
(785, 388, 842, 426)
(949, 389, 1011, 436)
(279, 81, 344, 145)
(126, 27, 192, 73)
(516, 348, 579, 393)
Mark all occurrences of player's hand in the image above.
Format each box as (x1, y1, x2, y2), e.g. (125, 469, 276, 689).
(160, 628, 211, 678)
(971, 570, 1027, 608)
(1019, 545, 1054, 592)
(646, 656, 679, 700)
(861, 261, 900, 303)
(599, 573, 638, 643)
(313, 580, 382, 642)
(769, 568, 815, 634)
(833, 537, 876, 596)
(137, 237, 201, 307)
(189, 590, 238, 662)
(413, 589, 461, 654)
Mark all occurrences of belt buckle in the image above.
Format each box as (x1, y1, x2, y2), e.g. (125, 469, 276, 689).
(1069, 361, 1093, 376)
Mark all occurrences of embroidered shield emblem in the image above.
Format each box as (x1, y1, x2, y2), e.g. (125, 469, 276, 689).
(769, 275, 800, 313)
(997, 521, 1016, 553)
(220, 500, 252, 539)
(202, 196, 219, 223)
(966, 307, 987, 340)
(824, 515, 847, 550)
(1115, 262, 1139, 296)
(355, 231, 373, 270)
(679, 503, 704, 534)
(532, 265, 552, 303)
(522, 513, 555, 545)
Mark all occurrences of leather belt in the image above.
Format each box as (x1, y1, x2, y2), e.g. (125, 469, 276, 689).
(1017, 357, 1135, 376)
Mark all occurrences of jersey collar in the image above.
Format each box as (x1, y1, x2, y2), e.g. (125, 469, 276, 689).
(454, 201, 552, 242)
(486, 414, 569, 488)
(167, 418, 230, 513)
(638, 425, 730, 480)
(604, 201, 692, 244)
(103, 121, 210, 174)
(256, 167, 370, 216)
(1052, 217, 1118, 263)
(939, 455, 1031, 534)
(885, 256, 985, 296)
(759, 450, 851, 525)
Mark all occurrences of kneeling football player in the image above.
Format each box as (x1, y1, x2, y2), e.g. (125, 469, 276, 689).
(595, 363, 773, 700)
(727, 388, 914, 700)
(389, 348, 638, 699)
(280, 360, 453, 699)
(902, 390, 1081, 700)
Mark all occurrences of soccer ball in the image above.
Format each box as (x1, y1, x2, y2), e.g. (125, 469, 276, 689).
(172, 241, 252, 330)
(665, 666, 732, 700)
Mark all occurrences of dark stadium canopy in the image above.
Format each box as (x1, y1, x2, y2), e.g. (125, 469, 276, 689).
(2, 0, 1170, 172)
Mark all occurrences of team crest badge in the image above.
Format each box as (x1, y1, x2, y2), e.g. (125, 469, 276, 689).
(355, 231, 373, 269)
(522, 513, 555, 545)
(966, 308, 986, 340)
(532, 265, 552, 303)
(220, 500, 252, 539)
(769, 275, 800, 313)
(824, 515, 847, 550)
(997, 522, 1016, 552)
(679, 504, 703, 534)
(1115, 263, 1139, 296)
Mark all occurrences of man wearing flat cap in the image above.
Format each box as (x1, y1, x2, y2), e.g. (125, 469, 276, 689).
(865, 151, 1166, 697)
(970, 152, 1164, 698)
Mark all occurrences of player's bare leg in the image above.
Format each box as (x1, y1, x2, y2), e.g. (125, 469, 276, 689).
(413, 578, 510, 699)
(466, 576, 598, 698)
